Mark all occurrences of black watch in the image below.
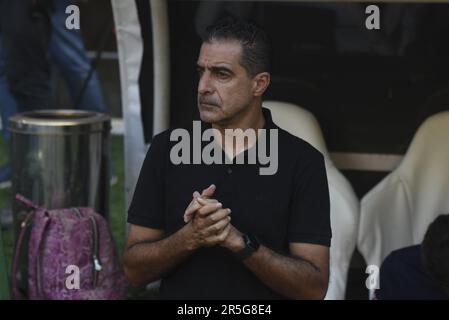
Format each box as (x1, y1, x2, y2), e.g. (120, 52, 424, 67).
(234, 234, 260, 261)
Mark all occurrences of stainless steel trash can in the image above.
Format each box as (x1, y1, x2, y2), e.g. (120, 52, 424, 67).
(9, 110, 111, 234)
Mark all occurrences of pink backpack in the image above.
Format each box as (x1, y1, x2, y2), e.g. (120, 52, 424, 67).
(12, 194, 128, 300)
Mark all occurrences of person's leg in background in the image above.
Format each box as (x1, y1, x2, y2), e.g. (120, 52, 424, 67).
(1, 0, 52, 112)
(0, 35, 16, 227)
(49, 0, 106, 113)
(0, 37, 19, 142)
(0, 35, 19, 190)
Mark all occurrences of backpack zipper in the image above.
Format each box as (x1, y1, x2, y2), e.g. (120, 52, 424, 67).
(72, 208, 103, 288)
(72, 208, 82, 219)
(89, 215, 102, 287)
(37, 246, 44, 297)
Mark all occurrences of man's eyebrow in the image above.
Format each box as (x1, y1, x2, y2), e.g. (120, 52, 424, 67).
(196, 63, 233, 74)
(210, 66, 233, 74)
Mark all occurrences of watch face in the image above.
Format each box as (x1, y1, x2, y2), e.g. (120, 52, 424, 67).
(246, 234, 260, 250)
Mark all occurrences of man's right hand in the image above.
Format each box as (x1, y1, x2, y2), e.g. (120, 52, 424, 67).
(184, 201, 232, 250)
(184, 184, 217, 223)
(182, 186, 232, 250)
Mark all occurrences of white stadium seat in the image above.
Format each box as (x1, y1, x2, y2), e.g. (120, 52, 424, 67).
(358, 111, 449, 281)
(264, 101, 360, 300)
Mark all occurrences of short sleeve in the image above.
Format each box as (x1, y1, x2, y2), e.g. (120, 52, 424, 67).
(127, 132, 169, 229)
(288, 149, 332, 247)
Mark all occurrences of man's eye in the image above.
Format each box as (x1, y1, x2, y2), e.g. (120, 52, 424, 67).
(217, 72, 230, 79)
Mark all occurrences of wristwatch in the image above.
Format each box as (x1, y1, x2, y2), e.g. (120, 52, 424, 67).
(234, 234, 260, 261)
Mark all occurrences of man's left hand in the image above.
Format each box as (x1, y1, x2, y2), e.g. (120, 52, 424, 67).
(195, 197, 245, 253)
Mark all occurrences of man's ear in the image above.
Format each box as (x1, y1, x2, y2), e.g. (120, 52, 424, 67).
(252, 72, 271, 97)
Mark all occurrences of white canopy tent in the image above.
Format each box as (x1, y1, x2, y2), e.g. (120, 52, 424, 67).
(111, 0, 170, 209)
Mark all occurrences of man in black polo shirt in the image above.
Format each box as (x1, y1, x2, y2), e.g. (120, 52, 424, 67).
(124, 17, 331, 299)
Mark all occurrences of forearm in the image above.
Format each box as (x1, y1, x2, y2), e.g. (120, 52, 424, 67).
(242, 245, 328, 300)
(123, 225, 195, 287)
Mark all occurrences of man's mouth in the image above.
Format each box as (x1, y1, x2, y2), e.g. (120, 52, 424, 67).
(200, 102, 220, 108)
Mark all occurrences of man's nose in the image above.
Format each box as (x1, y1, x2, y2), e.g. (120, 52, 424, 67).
(198, 72, 213, 95)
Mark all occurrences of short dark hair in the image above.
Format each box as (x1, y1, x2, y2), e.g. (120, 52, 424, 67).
(202, 16, 271, 77)
(421, 214, 449, 290)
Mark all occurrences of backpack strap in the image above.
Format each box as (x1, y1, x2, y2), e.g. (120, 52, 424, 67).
(15, 194, 42, 211)
(34, 217, 52, 299)
(11, 194, 47, 300)
(11, 211, 34, 299)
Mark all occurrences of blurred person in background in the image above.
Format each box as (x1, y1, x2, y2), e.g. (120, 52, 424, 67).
(377, 214, 449, 300)
(0, 34, 18, 190)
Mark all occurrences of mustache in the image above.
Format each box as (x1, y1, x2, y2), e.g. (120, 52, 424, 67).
(198, 97, 220, 107)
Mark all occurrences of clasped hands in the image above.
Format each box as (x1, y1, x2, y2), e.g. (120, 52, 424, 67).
(183, 184, 243, 252)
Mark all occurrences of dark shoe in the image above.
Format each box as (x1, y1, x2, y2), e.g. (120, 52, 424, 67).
(0, 164, 11, 189)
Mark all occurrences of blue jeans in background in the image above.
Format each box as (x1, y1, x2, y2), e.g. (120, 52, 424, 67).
(49, 0, 106, 113)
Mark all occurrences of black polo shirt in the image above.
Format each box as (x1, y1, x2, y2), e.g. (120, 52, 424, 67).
(127, 107, 331, 299)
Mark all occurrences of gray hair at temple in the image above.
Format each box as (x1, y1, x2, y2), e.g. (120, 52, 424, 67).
(202, 16, 272, 78)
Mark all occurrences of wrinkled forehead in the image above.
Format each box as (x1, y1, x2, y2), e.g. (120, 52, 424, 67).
(197, 40, 243, 68)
